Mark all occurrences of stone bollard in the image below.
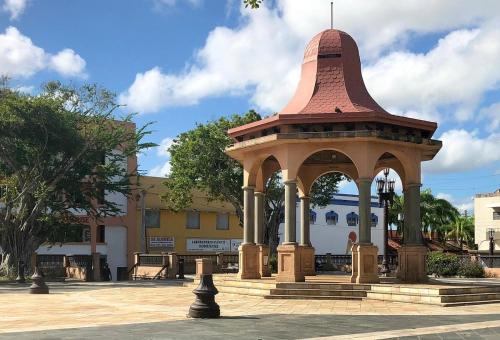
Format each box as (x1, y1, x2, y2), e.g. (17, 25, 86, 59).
(29, 266, 49, 294)
(188, 274, 220, 318)
(16, 260, 26, 283)
(177, 258, 185, 279)
(195, 258, 213, 279)
(168, 252, 178, 279)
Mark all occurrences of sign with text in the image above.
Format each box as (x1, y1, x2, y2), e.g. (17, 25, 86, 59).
(149, 236, 175, 248)
(230, 239, 243, 252)
(186, 239, 243, 252)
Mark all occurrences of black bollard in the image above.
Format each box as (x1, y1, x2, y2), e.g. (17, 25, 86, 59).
(188, 274, 220, 318)
(177, 258, 185, 279)
(16, 260, 26, 283)
(29, 266, 49, 294)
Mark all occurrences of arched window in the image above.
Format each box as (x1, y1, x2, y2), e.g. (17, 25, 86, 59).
(310, 209, 317, 224)
(346, 212, 359, 226)
(325, 211, 339, 225)
(371, 213, 379, 227)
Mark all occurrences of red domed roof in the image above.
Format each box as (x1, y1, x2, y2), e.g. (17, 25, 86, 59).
(228, 29, 437, 138)
(280, 29, 387, 115)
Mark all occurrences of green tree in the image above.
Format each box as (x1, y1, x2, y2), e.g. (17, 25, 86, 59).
(0, 82, 153, 275)
(388, 189, 459, 244)
(244, 0, 263, 9)
(446, 214, 474, 250)
(162, 111, 345, 255)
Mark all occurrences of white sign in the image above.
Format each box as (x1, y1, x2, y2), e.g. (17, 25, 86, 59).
(187, 239, 229, 251)
(230, 239, 243, 251)
(149, 236, 175, 248)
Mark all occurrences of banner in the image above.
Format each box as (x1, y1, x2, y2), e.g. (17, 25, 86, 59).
(186, 239, 243, 252)
(149, 236, 175, 248)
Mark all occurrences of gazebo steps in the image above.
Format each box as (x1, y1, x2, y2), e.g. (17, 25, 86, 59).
(270, 288, 367, 298)
(367, 285, 500, 306)
(264, 295, 363, 300)
(276, 282, 370, 291)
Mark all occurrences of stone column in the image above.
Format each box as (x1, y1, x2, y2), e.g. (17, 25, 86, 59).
(243, 186, 255, 245)
(357, 178, 372, 244)
(276, 180, 304, 282)
(300, 196, 311, 246)
(284, 180, 297, 244)
(397, 183, 427, 282)
(300, 196, 315, 276)
(237, 186, 260, 279)
(350, 178, 379, 283)
(255, 192, 270, 277)
(254, 192, 265, 245)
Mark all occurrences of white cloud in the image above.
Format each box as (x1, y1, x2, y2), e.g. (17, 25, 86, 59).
(156, 137, 174, 157)
(479, 102, 500, 133)
(149, 160, 171, 177)
(2, 0, 28, 20)
(152, 0, 202, 9)
(0, 26, 87, 79)
(364, 25, 500, 122)
(0, 26, 45, 77)
(121, 0, 500, 115)
(424, 129, 500, 173)
(142, 137, 175, 177)
(49, 49, 87, 78)
(437, 192, 474, 214)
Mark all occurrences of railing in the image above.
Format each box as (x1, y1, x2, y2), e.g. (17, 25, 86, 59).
(138, 254, 164, 267)
(67, 254, 92, 268)
(36, 254, 65, 268)
(222, 254, 239, 266)
(178, 254, 218, 265)
(477, 255, 500, 268)
(315, 254, 398, 271)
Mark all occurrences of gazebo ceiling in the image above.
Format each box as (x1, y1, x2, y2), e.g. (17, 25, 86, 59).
(228, 29, 438, 140)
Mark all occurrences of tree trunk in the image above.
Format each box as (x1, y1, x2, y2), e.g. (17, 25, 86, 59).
(0, 225, 39, 277)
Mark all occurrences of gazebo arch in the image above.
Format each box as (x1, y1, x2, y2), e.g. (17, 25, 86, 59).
(226, 28, 442, 283)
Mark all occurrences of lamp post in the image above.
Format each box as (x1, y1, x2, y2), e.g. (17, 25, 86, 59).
(376, 168, 395, 276)
(488, 228, 495, 256)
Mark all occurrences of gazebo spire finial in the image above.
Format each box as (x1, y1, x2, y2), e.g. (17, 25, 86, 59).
(330, 2, 333, 29)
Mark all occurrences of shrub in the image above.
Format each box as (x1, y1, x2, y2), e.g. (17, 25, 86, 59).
(427, 252, 460, 277)
(458, 259, 485, 278)
(269, 254, 278, 273)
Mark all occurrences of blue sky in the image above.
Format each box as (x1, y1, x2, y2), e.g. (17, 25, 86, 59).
(1, 0, 499, 213)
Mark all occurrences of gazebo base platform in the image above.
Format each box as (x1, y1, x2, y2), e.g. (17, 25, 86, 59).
(185, 274, 500, 307)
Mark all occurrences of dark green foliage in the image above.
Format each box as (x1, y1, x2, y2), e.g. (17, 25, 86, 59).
(244, 0, 263, 9)
(0, 81, 154, 274)
(426, 252, 460, 277)
(457, 259, 485, 278)
(268, 254, 277, 273)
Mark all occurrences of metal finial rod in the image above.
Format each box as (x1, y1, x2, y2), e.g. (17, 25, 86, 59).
(330, 2, 333, 29)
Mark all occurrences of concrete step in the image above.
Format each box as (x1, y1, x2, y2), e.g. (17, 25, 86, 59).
(367, 290, 500, 306)
(212, 279, 277, 290)
(270, 288, 367, 297)
(264, 294, 363, 300)
(276, 282, 370, 291)
(370, 285, 500, 296)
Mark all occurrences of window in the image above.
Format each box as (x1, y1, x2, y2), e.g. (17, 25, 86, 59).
(97, 225, 105, 243)
(346, 212, 359, 226)
(325, 211, 338, 225)
(310, 210, 317, 224)
(145, 210, 160, 228)
(371, 213, 379, 227)
(493, 211, 500, 220)
(216, 213, 229, 230)
(186, 211, 200, 229)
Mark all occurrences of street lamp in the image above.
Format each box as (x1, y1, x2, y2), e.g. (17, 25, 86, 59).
(488, 228, 495, 256)
(377, 168, 395, 276)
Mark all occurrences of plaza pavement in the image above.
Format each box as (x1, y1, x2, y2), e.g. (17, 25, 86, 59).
(0, 280, 499, 339)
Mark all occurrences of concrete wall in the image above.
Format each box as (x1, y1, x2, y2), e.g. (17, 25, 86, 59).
(279, 194, 384, 254)
(475, 193, 500, 251)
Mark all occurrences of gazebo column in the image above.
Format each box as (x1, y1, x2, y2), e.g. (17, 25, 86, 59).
(237, 186, 260, 279)
(255, 191, 270, 277)
(351, 178, 380, 284)
(397, 183, 428, 282)
(299, 195, 315, 276)
(276, 180, 305, 282)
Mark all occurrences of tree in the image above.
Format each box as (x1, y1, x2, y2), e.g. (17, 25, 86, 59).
(162, 111, 345, 255)
(447, 214, 474, 250)
(0, 82, 153, 275)
(244, 0, 263, 9)
(388, 189, 460, 244)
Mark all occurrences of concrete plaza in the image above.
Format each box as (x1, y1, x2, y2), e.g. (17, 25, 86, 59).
(1, 281, 500, 339)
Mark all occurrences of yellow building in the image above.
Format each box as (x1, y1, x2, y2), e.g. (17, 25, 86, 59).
(475, 189, 500, 252)
(137, 176, 242, 254)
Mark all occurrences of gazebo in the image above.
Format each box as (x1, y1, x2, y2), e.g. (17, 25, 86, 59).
(225, 29, 442, 283)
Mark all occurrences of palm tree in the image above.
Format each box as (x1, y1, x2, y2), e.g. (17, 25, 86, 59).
(388, 189, 459, 243)
(446, 214, 474, 250)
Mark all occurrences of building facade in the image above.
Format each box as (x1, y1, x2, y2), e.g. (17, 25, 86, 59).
(475, 189, 500, 252)
(279, 194, 384, 255)
(137, 176, 243, 254)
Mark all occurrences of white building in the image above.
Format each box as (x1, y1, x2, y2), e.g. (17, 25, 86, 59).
(279, 194, 384, 255)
